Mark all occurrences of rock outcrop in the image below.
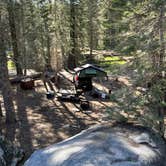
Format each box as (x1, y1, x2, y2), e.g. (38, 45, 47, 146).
(24, 124, 166, 166)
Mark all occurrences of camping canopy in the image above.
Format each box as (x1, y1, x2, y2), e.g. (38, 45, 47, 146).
(74, 64, 107, 78)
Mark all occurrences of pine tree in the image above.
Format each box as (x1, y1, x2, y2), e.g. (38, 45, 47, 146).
(67, 0, 78, 69)
(0, 7, 15, 124)
(6, 0, 23, 75)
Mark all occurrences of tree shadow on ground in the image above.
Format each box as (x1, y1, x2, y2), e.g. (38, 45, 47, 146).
(58, 101, 87, 133)
(4, 70, 137, 163)
(0, 90, 16, 143)
(11, 80, 101, 163)
(15, 86, 34, 158)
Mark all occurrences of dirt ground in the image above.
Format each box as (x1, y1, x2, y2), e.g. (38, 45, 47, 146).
(0, 70, 114, 162)
(0, 69, 166, 163)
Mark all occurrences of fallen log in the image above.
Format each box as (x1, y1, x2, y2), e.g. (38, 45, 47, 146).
(99, 59, 127, 63)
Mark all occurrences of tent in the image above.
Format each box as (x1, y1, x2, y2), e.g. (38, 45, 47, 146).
(74, 64, 107, 91)
(74, 64, 107, 78)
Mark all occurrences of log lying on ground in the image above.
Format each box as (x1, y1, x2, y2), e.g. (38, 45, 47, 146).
(24, 124, 166, 166)
(10, 73, 42, 84)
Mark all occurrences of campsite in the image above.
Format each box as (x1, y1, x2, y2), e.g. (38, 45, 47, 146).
(0, 0, 166, 165)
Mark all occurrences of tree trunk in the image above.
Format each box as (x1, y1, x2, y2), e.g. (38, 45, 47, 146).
(20, 0, 27, 76)
(28, 0, 39, 69)
(0, 12, 15, 124)
(158, 4, 165, 136)
(0, 101, 2, 117)
(159, 4, 165, 68)
(89, 14, 93, 59)
(0, 102, 2, 135)
(45, 21, 51, 68)
(7, 0, 23, 75)
(87, 0, 98, 62)
(0, 45, 15, 124)
(68, 0, 77, 69)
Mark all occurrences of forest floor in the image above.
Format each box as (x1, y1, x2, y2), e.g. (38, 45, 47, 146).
(0, 54, 166, 163)
(0, 73, 119, 162)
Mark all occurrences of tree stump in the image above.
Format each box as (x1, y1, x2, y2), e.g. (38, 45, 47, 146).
(20, 78, 34, 90)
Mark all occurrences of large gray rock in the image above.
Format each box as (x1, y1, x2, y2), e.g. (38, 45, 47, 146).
(24, 124, 166, 166)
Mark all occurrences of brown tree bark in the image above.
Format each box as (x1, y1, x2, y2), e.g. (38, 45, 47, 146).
(87, 0, 98, 62)
(159, 4, 165, 68)
(0, 101, 2, 117)
(158, 4, 165, 136)
(89, 13, 94, 59)
(20, 0, 27, 76)
(0, 12, 15, 124)
(88, 1, 94, 59)
(45, 22, 51, 68)
(67, 0, 77, 69)
(7, 0, 23, 75)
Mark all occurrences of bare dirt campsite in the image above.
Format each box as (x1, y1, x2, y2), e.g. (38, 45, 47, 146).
(0, 1, 166, 165)
(1, 55, 166, 163)
(0, 68, 116, 155)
